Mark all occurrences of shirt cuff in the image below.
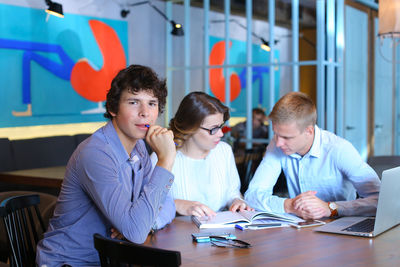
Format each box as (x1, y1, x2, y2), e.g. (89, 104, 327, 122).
(277, 197, 287, 214)
(149, 166, 174, 193)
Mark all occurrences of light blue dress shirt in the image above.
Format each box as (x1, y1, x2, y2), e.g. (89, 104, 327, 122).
(245, 125, 380, 216)
(36, 121, 175, 267)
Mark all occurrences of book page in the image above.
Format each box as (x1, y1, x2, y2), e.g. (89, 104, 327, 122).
(239, 210, 303, 223)
(192, 211, 250, 228)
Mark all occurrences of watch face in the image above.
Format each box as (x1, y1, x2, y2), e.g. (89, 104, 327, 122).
(329, 202, 337, 210)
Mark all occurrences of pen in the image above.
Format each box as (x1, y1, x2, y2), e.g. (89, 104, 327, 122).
(144, 124, 178, 146)
(235, 224, 246, 230)
(235, 223, 282, 230)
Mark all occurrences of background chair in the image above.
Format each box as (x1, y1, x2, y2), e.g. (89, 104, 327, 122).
(0, 194, 51, 267)
(93, 233, 181, 267)
(236, 147, 265, 194)
(367, 156, 400, 179)
(0, 191, 56, 264)
(273, 171, 289, 198)
(0, 138, 15, 172)
(74, 133, 91, 147)
(11, 136, 76, 170)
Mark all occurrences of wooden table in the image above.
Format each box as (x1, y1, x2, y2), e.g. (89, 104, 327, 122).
(0, 166, 65, 188)
(144, 216, 400, 267)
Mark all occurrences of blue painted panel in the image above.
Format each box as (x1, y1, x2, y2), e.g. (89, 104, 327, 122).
(0, 4, 128, 127)
(374, 18, 394, 155)
(344, 6, 368, 159)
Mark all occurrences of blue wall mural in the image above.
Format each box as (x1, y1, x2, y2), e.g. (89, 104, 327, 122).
(0, 4, 128, 127)
(209, 36, 280, 117)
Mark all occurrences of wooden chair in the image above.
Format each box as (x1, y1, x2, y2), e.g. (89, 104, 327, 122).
(0, 194, 46, 267)
(93, 233, 181, 267)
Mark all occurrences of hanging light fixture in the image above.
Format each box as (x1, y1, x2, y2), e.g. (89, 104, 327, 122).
(210, 19, 272, 52)
(378, 0, 400, 38)
(45, 0, 64, 18)
(260, 38, 271, 52)
(170, 20, 184, 36)
(121, 1, 184, 36)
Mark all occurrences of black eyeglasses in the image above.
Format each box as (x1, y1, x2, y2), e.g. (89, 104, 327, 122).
(199, 123, 225, 135)
(209, 236, 251, 249)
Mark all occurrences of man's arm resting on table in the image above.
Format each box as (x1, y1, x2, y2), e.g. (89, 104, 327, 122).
(284, 191, 331, 220)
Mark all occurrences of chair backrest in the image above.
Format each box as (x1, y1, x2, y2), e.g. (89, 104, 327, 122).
(237, 147, 265, 194)
(93, 233, 181, 267)
(0, 194, 46, 267)
(0, 138, 16, 172)
(367, 156, 400, 179)
(0, 191, 57, 263)
(74, 133, 91, 147)
(11, 136, 76, 170)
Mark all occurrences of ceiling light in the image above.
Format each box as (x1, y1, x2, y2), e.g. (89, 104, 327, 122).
(170, 21, 184, 36)
(121, 9, 130, 18)
(260, 38, 271, 52)
(45, 0, 64, 18)
(122, 1, 184, 36)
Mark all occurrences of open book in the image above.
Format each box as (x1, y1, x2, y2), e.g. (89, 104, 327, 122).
(192, 210, 303, 229)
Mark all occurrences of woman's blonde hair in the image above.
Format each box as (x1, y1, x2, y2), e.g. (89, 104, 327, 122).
(269, 92, 317, 131)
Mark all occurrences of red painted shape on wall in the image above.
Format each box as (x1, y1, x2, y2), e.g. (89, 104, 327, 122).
(209, 41, 241, 102)
(70, 20, 126, 102)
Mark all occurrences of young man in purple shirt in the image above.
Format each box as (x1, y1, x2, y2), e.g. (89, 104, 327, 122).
(36, 65, 177, 266)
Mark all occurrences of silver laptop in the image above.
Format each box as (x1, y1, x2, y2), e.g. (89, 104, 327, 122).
(314, 166, 400, 237)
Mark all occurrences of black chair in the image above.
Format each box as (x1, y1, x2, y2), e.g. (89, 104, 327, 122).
(11, 136, 76, 170)
(93, 233, 181, 267)
(0, 194, 46, 267)
(0, 138, 15, 172)
(367, 155, 400, 179)
(0, 191, 56, 264)
(272, 170, 289, 198)
(74, 133, 91, 147)
(237, 146, 265, 194)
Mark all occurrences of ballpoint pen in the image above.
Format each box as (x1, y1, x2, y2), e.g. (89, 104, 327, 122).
(235, 223, 282, 230)
(144, 124, 178, 146)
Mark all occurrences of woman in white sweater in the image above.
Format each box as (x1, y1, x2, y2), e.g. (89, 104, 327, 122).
(151, 92, 252, 217)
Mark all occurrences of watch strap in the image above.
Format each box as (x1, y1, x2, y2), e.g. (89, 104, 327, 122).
(328, 202, 338, 218)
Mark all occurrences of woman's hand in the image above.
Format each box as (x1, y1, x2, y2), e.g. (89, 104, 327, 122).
(229, 198, 254, 212)
(175, 199, 217, 218)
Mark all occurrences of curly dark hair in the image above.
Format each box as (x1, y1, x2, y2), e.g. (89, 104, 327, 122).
(104, 65, 167, 119)
(169, 91, 230, 147)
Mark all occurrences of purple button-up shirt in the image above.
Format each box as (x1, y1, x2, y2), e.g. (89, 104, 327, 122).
(36, 121, 175, 266)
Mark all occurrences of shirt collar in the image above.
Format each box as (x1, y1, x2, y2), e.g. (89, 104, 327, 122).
(288, 125, 320, 159)
(102, 121, 147, 164)
(307, 125, 321, 158)
(103, 121, 130, 164)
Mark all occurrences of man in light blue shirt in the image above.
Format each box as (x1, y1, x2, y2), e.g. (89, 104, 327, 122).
(36, 65, 177, 266)
(245, 92, 380, 220)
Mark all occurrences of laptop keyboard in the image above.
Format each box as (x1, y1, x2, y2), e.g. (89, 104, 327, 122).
(342, 218, 375, 233)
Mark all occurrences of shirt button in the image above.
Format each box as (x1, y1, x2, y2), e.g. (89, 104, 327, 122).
(159, 207, 162, 211)
(169, 179, 173, 183)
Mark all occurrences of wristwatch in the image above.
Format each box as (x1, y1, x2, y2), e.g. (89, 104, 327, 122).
(328, 202, 338, 218)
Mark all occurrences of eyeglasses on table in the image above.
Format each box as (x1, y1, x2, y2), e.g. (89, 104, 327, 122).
(209, 236, 251, 249)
